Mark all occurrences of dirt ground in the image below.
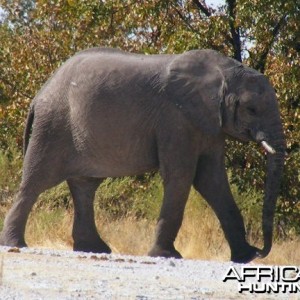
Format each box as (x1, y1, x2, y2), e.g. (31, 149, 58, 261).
(0, 246, 296, 299)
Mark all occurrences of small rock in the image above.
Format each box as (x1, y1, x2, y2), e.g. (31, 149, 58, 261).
(8, 247, 20, 253)
(169, 260, 176, 267)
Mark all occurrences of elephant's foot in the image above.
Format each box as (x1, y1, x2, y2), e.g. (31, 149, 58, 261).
(148, 244, 182, 259)
(231, 245, 259, 264)
(0, 231, 27, 248)
(73, 239, 112, 254)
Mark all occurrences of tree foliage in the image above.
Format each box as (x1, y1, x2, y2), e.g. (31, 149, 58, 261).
(0, 0, 299, 229)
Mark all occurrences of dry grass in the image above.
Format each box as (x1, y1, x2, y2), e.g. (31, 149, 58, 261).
(25, 209, 73, 250)
(259, 240, 300, 265)
(20, 207, 300, 265)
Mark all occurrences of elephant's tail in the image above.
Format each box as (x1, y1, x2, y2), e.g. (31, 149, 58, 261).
(23, 104, 35, 157)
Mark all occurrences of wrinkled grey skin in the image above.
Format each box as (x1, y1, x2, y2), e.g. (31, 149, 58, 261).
(0, 48, 285, 263)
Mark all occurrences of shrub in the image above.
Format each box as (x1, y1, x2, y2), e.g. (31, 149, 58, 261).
(95, 174, 163, 220)
(0, 140, 22, 205)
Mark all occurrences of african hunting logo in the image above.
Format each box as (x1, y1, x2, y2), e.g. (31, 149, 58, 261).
(223, 266, 300, 293)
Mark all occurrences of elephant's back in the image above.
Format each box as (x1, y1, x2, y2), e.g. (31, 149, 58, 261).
(70, 47, 175, 73)
(31, 47, 178, 133)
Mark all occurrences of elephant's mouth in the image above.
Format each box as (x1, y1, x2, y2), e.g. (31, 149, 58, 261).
(234, 128, 255, 143)
(250, 129, 276, 155)
(236, 129, 276, 155)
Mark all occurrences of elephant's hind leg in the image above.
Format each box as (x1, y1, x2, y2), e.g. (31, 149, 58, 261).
(0, 187, 39, 247)
(0, 167, 65, 248)
(67, 177, 111, 254)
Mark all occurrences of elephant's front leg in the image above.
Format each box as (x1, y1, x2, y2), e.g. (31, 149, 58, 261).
(148, 119, 198, 258)
(148, 175, 193, 258)
(193, 150, 259, 263)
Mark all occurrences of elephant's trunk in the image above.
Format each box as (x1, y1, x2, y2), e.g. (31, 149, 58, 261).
(257, 125, 285, 258)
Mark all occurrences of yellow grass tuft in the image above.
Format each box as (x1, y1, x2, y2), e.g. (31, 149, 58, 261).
(26, 209, 73, 250)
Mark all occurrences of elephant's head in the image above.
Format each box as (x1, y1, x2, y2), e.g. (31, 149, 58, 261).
(165, 49, 286, 258)
(218, 63, 286, 258)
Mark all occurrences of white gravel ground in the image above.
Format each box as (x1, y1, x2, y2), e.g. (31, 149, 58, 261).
(0, 246, 296, 299)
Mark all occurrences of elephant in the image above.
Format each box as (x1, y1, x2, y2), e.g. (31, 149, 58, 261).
(0, 47, 285, 263)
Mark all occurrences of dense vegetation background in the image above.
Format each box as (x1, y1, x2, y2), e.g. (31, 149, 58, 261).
(0, 0, 299, 238)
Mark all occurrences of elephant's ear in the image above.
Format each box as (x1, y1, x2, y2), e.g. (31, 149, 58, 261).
(164, 50, 226, 135)
(217, 66, 240, 129)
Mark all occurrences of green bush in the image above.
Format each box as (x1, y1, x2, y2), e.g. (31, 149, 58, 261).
(0, 140, 22, 204)
(36, 182, 72, 211)
(95, 174, 163, 220)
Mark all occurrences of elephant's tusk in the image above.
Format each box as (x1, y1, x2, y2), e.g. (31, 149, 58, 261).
(261, 141, 276, 154)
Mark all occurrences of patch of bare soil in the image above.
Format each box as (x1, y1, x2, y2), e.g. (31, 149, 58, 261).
(0, 247, 292, 299)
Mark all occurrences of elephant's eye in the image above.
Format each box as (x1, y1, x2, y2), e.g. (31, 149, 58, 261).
(246, 107, 256, 116)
